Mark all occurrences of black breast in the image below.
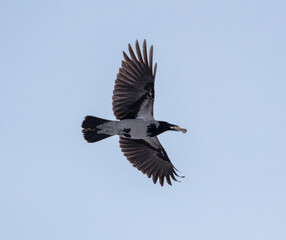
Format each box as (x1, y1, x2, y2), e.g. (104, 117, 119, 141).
(147, 123, 157, 137)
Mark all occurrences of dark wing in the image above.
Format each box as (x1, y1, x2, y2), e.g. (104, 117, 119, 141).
(112, 40, 157, 120)
(119, 137, 183, 186)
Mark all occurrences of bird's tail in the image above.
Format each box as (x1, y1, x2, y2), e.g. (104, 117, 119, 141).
(82, 116, 112, 143)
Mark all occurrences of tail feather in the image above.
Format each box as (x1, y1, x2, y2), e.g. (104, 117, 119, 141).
(82, 116, 112, 143)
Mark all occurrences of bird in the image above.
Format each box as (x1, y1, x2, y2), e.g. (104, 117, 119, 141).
(82, 40, 187, 186)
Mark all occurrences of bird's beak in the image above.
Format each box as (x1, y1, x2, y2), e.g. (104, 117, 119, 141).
(173, 126, 187, 133)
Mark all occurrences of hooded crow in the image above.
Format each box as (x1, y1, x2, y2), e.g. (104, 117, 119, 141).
(82, 40, 187, 186)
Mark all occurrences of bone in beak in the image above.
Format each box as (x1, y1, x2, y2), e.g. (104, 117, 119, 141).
(174, 126, 187, 133)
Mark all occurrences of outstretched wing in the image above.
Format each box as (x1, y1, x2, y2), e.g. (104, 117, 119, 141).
(119, 137, 183, 186)
(112, 40, 157, 120)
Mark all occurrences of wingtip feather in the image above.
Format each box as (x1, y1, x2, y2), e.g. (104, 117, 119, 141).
(143, 39, 148, 65)
(149, 45, 153, 72)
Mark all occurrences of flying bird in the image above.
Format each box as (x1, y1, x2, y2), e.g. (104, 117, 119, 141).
(82, 40, 187, 186)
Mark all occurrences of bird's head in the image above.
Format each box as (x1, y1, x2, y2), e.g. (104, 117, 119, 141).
(158, 121, 187, 134)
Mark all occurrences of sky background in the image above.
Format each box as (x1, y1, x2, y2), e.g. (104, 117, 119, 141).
(1, 0, 286, 239)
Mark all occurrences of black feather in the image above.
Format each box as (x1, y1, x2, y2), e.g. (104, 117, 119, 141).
(82, 116, 111, 143)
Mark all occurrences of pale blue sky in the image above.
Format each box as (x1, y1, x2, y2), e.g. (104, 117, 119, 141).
(1, 0, 286, 239)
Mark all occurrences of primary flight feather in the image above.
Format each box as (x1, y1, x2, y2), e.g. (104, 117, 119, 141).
(82, 40, 187, 186)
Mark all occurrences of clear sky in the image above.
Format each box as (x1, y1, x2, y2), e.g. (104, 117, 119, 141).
(1, 0, 285, 239)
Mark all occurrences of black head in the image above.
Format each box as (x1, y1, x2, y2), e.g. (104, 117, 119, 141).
(155, 121, 187, 136)
(147, 121, 187, 137)
(158, 121, 175, 131)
